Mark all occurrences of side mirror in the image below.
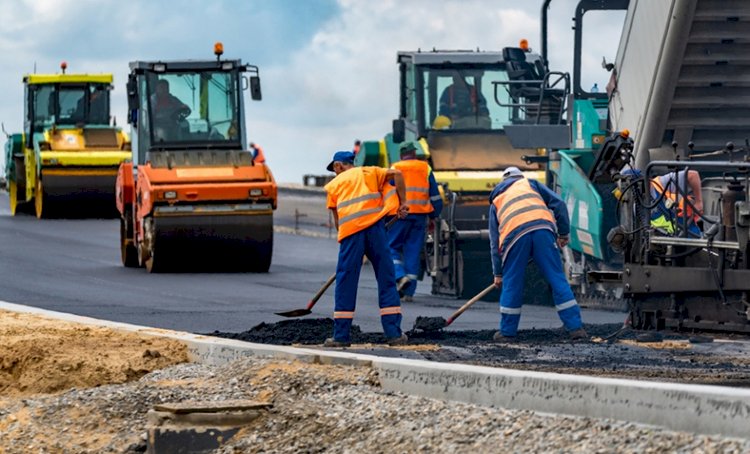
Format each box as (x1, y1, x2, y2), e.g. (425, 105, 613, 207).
(126, 75, 138, 111)
(126, 75, 138, 127)
(392, 119, 405, 143)
(249, 76, 262, 101)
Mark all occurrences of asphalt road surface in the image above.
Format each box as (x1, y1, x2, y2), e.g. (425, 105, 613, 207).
(0, 190, 623, 335)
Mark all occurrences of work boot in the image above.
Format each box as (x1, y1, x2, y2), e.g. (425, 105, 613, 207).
(396, 276, 411, 292)
(569, 328, 589, 340)
(493, 331, 516, 342)
(401, 295, 413, 303)
(386, 333, 409, 346)
(323, 338, 351, 348)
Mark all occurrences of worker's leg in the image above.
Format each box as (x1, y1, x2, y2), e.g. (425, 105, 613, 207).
(387, 216, 407, 282)
(499, 234, 532, 336)
(529, 230, 583, 331)
(402, 215, 427, 296)
(333, 230, 366, 342)
(365, 219, 403, 338)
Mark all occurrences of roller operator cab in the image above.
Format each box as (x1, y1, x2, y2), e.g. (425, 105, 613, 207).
(117, 45, 277, 273)
(357, 49, 570, 298)
(4, 64, 131, 218)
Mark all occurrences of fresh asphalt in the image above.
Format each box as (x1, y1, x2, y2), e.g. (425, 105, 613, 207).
(0, 190, 623, 335)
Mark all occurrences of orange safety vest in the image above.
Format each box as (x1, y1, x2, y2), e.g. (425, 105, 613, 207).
(492, 178, 555, 252)
(325, 167, 399, 242)
(391, 160, 433, 215)
(252, 145, 266, 164)
(651, 177, 698, 221)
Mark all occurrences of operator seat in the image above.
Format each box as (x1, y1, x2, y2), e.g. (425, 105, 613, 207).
(502, 47, 566, 124)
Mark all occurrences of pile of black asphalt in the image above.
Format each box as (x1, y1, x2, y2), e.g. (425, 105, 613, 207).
(208, 318, 750, 387)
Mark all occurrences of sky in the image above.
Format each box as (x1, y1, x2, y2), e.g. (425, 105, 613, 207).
(0, 0, 625, 183)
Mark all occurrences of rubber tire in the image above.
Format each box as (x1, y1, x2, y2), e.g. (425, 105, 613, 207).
(120, 218, 139, 268)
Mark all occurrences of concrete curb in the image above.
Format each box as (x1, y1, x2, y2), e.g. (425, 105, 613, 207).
(2, 300, 749, 439)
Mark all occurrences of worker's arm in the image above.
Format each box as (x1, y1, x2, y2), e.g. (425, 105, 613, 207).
(427, 172, 443, 218)
(530, 180, 570, 245)
(330, 209, 339, 230)
(488, 204, 502, 284)
(687, 170, 703, 213)
(385, 168, 408, 218)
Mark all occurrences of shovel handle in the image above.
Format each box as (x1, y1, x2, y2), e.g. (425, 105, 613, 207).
(308, 272, 337, 309)
(445, 284, 497, 326)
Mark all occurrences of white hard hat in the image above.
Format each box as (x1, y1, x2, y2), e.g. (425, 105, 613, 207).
(502, 166, 523, 180)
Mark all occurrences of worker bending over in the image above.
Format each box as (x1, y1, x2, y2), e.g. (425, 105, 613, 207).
(323, 151, 409, 347)
(388, 143, 443, 301)
(489, 167, 587, 341)
(650, 169, 703, 237)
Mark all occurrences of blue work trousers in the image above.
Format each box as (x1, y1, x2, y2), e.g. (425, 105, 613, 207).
(387, 214, 427, 296)
(334, 219, 403, 342)
(499, 229, 582, 336)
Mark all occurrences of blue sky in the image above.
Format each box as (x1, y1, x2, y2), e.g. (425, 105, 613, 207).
(0, 0, 624, 183)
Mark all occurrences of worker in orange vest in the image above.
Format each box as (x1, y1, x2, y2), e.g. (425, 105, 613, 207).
(489, 167, 586, 341)
(388, 143, 443, 302)
(250, 142, 266, 164)
(323, 151, 409, 347)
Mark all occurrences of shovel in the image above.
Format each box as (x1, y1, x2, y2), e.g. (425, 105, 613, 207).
(413, 282, 497, 332)
(275, 216, 399, 318)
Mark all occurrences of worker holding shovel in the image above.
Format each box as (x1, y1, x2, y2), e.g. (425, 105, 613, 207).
(322, 151, 410, 347)
(489, 167, 587, 341)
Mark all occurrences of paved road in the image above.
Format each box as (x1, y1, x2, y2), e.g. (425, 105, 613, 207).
(0, 191, 623, 335)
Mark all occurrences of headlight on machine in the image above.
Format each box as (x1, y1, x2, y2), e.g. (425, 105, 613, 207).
(163, 191, 177, 199)
(249, 189, 263, 197)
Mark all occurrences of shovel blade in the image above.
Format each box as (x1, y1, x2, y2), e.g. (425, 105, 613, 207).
(274, 309, 313, 318)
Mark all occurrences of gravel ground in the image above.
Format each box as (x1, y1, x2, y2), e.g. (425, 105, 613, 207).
(2, 357, 749, 453)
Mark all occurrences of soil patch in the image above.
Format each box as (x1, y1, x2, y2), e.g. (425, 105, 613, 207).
(0, 310, 188, 396)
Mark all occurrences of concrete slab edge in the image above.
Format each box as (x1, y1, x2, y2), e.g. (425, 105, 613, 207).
(2, 300, 749, 439)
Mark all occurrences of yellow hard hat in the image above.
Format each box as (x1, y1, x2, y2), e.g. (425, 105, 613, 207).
(433, 115, 452, 130)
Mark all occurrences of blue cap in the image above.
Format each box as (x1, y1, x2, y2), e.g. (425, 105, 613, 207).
(326, 151, 355, 172)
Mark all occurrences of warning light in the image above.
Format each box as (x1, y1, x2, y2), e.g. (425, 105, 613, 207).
(620, 129, 630, 139)
(60, 61, 67, 74)
(214, 42, 224, 58)
(519, 39, 529, 52)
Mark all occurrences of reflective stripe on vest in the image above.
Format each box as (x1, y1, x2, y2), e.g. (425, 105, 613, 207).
(492, 178, 554, 254)
(325, 167, 398, 242)
(651, 177, 697, 222)
(392, 160, 433, 214)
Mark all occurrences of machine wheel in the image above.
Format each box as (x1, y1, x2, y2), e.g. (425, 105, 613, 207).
(8, 179, 19, 216)
(248, 233, 273, 273)
(34, 178, 50, 219)
(120, 217, 139, 268)
(144, 237, 166, 273)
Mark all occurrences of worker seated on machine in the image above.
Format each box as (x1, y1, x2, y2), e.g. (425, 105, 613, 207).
(649, 169, 704, 237)
(437, 74, 491, 129)
(151, 79, 191, 141)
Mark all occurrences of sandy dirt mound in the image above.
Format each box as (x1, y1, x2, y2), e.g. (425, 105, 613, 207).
(0, 310, 188, 396)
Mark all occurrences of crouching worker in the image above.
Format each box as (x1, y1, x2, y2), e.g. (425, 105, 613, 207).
(323, 151, 410, 347)
(489, 167, 587, 341)
(650, 169, 703, 237)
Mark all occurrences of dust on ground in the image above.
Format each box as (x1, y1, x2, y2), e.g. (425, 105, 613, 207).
(210, 318, 750, 387)
(0, 310, 188, 397)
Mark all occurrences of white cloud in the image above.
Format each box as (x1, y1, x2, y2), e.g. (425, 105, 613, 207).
(253, 0, 542, 181)
(0, 0, 625, 184)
